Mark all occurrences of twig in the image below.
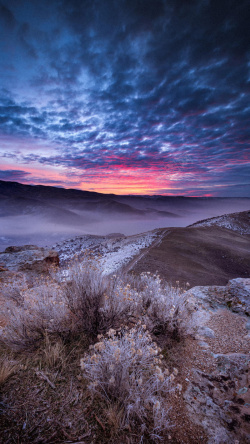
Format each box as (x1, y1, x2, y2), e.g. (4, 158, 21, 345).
(35, 370, 55, 389)
(95, 414, 105, 430)
(62, 428, 73, 439)
(64, 441, 87, 444)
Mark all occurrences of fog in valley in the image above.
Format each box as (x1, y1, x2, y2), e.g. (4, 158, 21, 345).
(0, 181, 249, 252)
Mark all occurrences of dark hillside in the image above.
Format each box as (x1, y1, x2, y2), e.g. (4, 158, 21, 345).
(130, 226, 250, 287)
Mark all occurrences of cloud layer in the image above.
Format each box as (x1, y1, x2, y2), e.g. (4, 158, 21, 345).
(0, 0, 249, 195)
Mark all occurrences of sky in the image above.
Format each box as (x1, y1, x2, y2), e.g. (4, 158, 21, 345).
(0, 0, 249, 196)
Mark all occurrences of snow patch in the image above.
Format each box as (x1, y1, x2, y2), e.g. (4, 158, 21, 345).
(51, 231, 158, 275)
(191, 214, 250, 235)
(100, 232, 156, 274)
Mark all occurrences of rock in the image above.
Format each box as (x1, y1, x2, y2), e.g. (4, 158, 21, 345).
(184, 358, 250, 444)
(245, 320, 250, 331)
(227, 278, 250, 315)
(4, 245, 39, 253)
(0, 263, 8, 272)
(0, 245, 59, 273)
(184, 279, 250, 442)
(183, 369, 233, 443)
(198, 326, 215, 338)
(186, 285, 227, 312)
(238, 387, 248, 395)
(213, 352, 249, 378)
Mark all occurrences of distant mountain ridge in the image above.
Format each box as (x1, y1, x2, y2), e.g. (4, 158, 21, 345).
(0, 180, 146, 218)
(1, 179, 250, 201)
(0, 180, 250, 253)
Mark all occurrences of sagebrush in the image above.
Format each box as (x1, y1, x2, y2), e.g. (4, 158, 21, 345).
(80, 324, 177, 440)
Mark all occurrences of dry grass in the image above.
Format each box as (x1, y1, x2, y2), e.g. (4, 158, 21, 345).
(39, 333, 67, 370)
(0, 355, 19, 386)
(104, 403, 125, 436)
(0, 335, 91, 443)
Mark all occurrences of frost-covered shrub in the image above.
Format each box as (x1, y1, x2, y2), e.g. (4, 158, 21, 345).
(0, 280, 68, 350)
(139, 273, 192, 338)
(62, 261, 141, 336)
(139, 272, 164, 308)
(80, 325, 174, 440)
(100, 275, 142, 331)
(62, 258, 106, 337)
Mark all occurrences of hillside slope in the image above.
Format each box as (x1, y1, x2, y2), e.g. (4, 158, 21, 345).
(189, 210, 250, 235)
(126, 225, 250, 287)
(43, 209, 250, 287)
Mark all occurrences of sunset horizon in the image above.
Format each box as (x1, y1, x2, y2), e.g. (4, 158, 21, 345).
(2, 176, 250, 198)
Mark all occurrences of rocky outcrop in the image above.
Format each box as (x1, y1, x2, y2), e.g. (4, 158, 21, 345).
(227, 278, 250, 316)
(0, 245, 59, 273)
(184, 279, 250, 443)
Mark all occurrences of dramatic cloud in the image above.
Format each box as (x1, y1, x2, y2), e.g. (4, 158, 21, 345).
(0, 0, 249, 195)
(0, 169, 30, 180)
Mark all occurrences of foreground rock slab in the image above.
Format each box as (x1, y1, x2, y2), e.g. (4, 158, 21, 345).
(184, 278, 250, 443)
(0, 245, 59, 273)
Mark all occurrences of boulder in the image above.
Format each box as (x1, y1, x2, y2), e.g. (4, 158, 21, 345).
(227, 278, 250, 315)
(0, 245, 59, 273)
(4, 245, 39, 253)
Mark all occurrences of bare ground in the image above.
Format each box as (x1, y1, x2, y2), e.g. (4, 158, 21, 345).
(127, 226, 250, 287)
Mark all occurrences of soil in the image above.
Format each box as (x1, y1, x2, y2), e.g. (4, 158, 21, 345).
(128, 226, 250, 287)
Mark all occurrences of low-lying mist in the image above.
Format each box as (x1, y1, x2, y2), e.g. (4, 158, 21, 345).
(0, 196, 249, 252)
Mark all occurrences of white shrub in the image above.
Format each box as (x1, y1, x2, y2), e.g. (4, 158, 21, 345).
(139, 272, 193, 338)
(0, 280, 69, 350)
(80, 325, 175, 440)
(0, 258, 194, 353)
(100, 275, 142, 330)
(62, 261, 141, 336)
(62, 258, 106, 336)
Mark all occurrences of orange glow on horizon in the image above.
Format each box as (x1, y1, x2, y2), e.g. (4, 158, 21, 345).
(0, 163, 212, 196)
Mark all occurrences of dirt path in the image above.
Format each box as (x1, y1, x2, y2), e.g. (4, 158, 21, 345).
(122, 228, 171, 274)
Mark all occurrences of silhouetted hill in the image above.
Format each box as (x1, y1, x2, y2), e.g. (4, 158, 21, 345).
(0, 180, 146, 217)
